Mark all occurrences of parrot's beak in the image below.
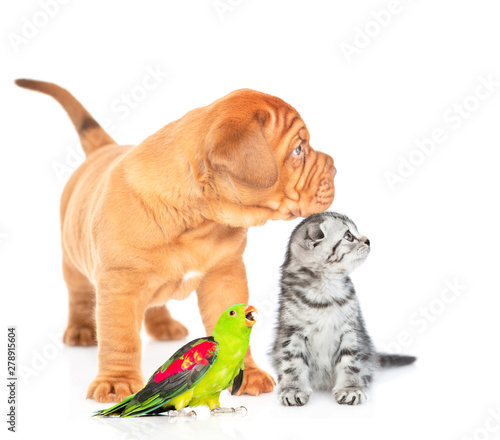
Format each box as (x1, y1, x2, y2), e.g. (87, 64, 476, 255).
(244, 305, 258, 327)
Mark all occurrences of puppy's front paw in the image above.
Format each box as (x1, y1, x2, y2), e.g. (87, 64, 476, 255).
(87, 375, 144, 403)
(279, 388, 311, 406)
(235, 366, 275, 396)
(333, 387, 367, 405)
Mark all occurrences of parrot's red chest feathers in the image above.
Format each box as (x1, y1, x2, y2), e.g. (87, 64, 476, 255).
(154, 341, 218, 383)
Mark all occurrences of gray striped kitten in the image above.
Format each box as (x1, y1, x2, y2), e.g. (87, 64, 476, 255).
(271, 212, 416, 406)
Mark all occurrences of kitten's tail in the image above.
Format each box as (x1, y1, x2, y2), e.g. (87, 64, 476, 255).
(377, 353, 417, 367)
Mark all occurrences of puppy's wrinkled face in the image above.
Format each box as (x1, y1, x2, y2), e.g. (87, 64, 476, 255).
(205, 89, 336, 220)
(289, 212, 370, 276)
(269, 116, 336, 219)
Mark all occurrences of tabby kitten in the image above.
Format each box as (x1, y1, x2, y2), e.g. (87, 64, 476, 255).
(271, 212, 416, 406)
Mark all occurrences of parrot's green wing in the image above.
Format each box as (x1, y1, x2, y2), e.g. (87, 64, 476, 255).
(230, 361, 244, 395)
(94, 337, 218, 417)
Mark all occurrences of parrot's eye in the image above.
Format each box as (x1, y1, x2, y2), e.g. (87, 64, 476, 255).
(229, 310, 236, 316)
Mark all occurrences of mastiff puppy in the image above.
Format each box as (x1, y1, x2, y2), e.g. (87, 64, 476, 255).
(16, 79, 336, 402)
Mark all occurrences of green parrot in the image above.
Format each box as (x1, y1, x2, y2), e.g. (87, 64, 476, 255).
(93, 304, 257, 417)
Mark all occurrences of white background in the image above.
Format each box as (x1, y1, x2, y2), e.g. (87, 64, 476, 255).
(1, 1, 500, 439)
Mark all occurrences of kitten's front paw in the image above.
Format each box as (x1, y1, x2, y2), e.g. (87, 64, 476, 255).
(279, 388, 311, 406)
(334, 388, 367, 405)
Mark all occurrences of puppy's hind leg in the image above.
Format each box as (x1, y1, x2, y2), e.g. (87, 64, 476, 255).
(144, 304, 188, 341)
(62, 260, 97, 346)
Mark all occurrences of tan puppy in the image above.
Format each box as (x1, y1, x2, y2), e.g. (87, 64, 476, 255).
(16, 79, 336, 403)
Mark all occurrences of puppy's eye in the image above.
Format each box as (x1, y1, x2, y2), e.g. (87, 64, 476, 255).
(343, 231, 354, 242)
(293, 145, 302, 156)
(229, 310, 236, 316)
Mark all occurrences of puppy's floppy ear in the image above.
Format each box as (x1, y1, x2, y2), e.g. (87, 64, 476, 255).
(303, 222, 325, 249)
(206, 112, 279, 189)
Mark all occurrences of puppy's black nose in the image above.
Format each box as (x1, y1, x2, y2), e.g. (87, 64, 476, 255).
(365, 238, 370, 246)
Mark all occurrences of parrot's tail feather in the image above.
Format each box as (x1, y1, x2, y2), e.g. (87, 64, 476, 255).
(120, 395, 167, 417)
(377, 353, 417, 368)
(92, 394, 135, 417)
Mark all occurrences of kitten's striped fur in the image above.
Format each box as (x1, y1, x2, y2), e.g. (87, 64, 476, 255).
(271, 212, 416, 406)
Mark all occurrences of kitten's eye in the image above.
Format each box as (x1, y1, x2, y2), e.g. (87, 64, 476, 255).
(343, 231, 354, 242)
(229, 310, 236, 316)
(293, 145, 302, 156)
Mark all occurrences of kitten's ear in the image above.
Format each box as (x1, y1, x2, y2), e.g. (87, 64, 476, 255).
(303, 222, 325, 249)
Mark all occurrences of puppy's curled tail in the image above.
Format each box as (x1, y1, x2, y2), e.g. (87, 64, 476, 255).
(15, 79, 115, 156)
(377, 353, 417, 368)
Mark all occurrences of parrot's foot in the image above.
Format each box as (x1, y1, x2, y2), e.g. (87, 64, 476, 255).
(63, 323, 96, 346)
(278, 388, 311, 406)
(87, 375, 144, 403)
(333, 387, 367, 405)
(166, 409, 197, 419)
(210, 406, 248, 417)
(236, 366, 275, 396)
